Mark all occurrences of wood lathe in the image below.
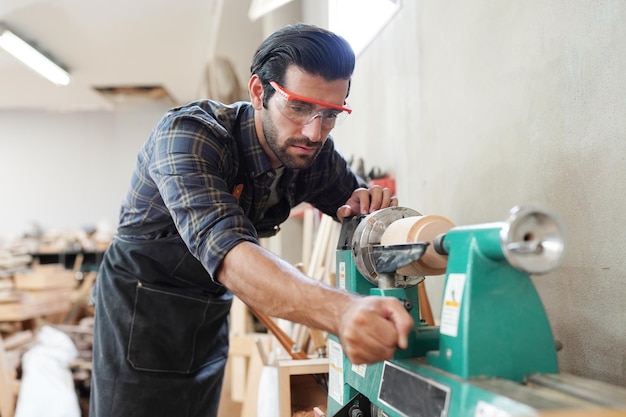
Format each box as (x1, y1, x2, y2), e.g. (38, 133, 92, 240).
(327, 206, 626, 417)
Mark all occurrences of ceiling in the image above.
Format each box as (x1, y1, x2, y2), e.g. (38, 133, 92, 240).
(0, 0, 278, 112)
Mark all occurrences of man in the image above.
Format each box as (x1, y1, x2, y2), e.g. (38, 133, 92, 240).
(90, 23, 413, 417)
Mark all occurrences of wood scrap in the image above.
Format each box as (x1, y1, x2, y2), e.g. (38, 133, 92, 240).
(301, 207, 315, 272)
(308, 329, 327, 358)
(0, 334, 17, 417)
(320, 222, 341, 286)
(63, 271, 97, 325)
(1, 331, 34, 351)
(228, 296, 255, 403)
(248, 307, 308, 361)
(306, 214, 334, 279)
(0, 252, 31, 271)
(418, 281, 435, 326)
(239, 338, 267, 417)
(292, 410, 320, 417)
(13, 264, 76, 291)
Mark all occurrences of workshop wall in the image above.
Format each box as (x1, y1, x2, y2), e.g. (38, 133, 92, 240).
(331, 1, 626, 387)
(0, 101, 170, 238)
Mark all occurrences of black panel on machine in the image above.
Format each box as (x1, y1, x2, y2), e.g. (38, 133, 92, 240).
(378, 362, 449, 417)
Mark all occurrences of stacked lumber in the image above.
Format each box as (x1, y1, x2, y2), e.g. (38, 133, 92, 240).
(0, 227, 106, 416)
(0, 261, 96, 417)
(0, 264, 75, 322)
(0, 252, 31, 307)
(0, 253, 31, 272)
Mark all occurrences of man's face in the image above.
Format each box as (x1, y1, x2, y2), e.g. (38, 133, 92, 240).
(258, 67, 350, 170)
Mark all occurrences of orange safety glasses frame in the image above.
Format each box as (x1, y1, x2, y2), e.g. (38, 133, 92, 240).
(269, 81, 352, 114)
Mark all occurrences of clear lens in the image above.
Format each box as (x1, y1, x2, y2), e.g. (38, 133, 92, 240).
(275, 94, 347, 129)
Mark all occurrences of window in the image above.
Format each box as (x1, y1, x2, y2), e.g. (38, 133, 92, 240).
(328, 0, 402, 56)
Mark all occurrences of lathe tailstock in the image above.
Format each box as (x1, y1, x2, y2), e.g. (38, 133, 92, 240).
(327, 206, 626, 417)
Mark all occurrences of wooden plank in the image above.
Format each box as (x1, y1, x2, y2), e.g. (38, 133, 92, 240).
(301, 207, 315, 272)
(418, 281, 435, 326)
(13, 264, 75, 290)
(229, 335, 254, 357)
(229, 297, 253, 402)
(240, 341, 266, 417)
(306, 214, 334, 278)
(63, 271, 97, 324)
(1, 331, 33, 351)
(0, 299, 72, 322)
(321, 222, 341, 285)
(0, 337, 16, 417)
(276, 358, 328, 417)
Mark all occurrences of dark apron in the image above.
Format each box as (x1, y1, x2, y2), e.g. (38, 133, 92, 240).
(89, 224, 233, 417)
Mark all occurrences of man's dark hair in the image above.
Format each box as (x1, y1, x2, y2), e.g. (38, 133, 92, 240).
(250, 23, 355, 107)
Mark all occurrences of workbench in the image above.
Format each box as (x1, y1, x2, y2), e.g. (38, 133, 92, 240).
(31, 249, 104, 272)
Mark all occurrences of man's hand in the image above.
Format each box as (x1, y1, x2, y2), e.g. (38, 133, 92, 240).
(337, 296, 414, 364)
(336, 185, 398, 221)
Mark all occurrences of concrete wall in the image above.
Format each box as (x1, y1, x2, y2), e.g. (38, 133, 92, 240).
(331, 0, 626, 386)
(0, 101, 170, 238)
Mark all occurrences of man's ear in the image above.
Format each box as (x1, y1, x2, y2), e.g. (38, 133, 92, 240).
(249, 74, 264, 110)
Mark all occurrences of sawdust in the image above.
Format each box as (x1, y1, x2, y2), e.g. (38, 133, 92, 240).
(292, 405, 326, 417)
(292, 411, 316, 417)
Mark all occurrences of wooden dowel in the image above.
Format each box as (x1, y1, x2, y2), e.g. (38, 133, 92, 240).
(418, 281, 435, 326)
(248, 307, 308, 360)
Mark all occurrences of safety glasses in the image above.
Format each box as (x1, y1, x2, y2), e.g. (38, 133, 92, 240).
(269, 81, 352, 129)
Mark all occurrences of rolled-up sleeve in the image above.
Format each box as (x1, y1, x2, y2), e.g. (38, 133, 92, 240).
(149, 112, 258, 279)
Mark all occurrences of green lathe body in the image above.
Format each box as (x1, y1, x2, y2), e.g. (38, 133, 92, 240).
(327, 208, 626, 417)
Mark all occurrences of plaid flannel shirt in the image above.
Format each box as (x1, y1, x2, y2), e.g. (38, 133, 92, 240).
(118, 100, 364, 278)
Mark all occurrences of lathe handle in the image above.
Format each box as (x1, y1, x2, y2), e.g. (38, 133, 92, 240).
(500, 205, 566, 274)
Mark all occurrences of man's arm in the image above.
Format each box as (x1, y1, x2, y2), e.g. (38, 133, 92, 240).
(217, 241, 413, 365)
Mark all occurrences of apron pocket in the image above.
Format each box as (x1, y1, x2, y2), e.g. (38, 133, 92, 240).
(127, 281, 232, 374)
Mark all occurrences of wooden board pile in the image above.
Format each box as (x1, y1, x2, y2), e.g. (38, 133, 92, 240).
(0, 262, 96, 417)
(0, 252, 32, 304)
(0, 264, 75, 321)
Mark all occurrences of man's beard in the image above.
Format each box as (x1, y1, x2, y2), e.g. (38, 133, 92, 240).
(262, 112, 323, 170)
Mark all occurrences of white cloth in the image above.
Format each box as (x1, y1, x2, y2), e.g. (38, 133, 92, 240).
(14, 326, 81, 417)
(257, 366, 279, 417)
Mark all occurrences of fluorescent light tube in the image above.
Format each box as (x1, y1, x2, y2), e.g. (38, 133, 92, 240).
(0, 27, 70, 86)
